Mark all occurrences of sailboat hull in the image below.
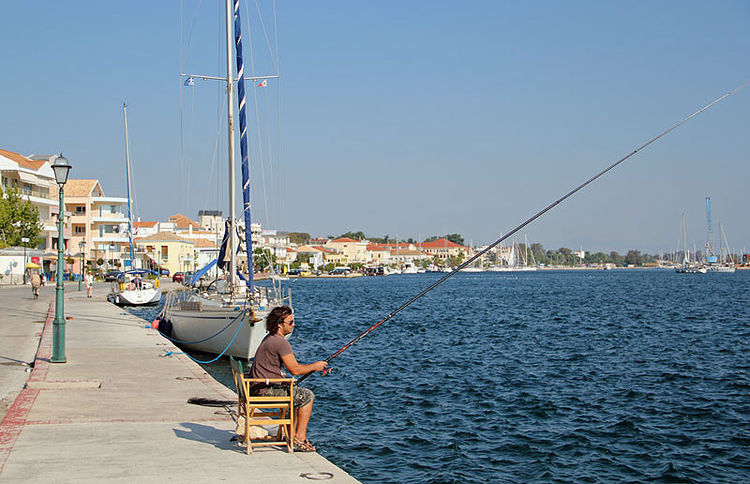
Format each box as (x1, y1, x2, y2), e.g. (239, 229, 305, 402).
(163, 299, 275, 360)
(110, 287, 162, 306)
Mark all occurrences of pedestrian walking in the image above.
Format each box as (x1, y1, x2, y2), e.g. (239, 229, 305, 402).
(86, 272, 94, 298)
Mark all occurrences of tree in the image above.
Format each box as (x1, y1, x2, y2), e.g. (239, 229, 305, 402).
(0, 186, 42, 248)
(253, 247, 275, 272)
(530, 243, 546, 263)
(624, 250, 643, 266)
(446, 233, 464, 246)
(339, 231, 366, 240)
(287, 232, 310, 245)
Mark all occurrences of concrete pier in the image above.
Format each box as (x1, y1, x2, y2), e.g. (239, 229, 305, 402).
(0, 282, 358, 483)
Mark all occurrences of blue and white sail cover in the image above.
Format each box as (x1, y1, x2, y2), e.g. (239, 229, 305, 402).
(232, 0, 254, 290)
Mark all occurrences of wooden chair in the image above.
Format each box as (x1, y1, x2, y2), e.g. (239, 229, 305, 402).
(229, 356, 295, 454)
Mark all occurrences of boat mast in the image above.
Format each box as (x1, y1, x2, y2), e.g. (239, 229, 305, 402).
(122, 103, 135, 268)
(225, 0, 237, 291)
(681, 212, 688, 265)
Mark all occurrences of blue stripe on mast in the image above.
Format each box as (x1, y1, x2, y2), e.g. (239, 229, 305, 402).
(232, 0, 254, 291)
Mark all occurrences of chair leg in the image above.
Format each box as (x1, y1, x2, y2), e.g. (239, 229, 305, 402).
(245, 406, 252, 454)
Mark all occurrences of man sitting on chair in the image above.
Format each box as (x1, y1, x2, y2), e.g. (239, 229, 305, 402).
(250, 305, 327, 452)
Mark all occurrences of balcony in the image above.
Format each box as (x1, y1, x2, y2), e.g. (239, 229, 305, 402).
(92, 196, 128, 204)
(92, 235, 130, 243)
(92, 215, 129, 223)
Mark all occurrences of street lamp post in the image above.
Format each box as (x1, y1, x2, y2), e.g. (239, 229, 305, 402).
(21, 237, 29, 284)
(78, 240, 86, 291)
(51, 154, 72, 363)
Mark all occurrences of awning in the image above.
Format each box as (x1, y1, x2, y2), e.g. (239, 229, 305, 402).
(26, 262, 41, 269)
(18, 171, 47, 185)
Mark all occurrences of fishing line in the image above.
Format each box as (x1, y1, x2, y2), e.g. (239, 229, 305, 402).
(296, 82, 747, 385)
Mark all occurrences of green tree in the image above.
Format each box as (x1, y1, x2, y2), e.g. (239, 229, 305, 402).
(253, 248, 275, 272)
(287, 232, 310, 245)
(0, 186, 42, 248)
(609, 251, 625, 266)
(448, 253, 465, 267)
(530, 243, 546, 263)
(624, 250, 643, 266)
(446, 233, 464, 246)
(339, 231, 366, 240)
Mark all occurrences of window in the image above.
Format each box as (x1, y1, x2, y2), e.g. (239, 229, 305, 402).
(161, 246, 168, 260)
(75, 205, 86, 214)
(74, 225, 86, 234)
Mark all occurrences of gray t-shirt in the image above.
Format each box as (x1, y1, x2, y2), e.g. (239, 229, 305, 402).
(250, 333, 292, 394)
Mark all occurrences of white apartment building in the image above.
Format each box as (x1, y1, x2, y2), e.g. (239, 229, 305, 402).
(0, 149, 63, 254)
(63, 179, 129, 268)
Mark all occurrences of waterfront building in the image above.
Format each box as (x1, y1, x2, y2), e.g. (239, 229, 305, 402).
(193, 238, 219, 279)
(326, 237, 369, 263)
(389, 248, 428, 266)
(366, 243, 391, 265)
(295, 245, 325, 269)
(417, 238, 468, 262)
(0, 149, 62, 257)
(135, 232, 195, 275)
(134, 221, 159, 237)
(63, 179, 128, 271)
(198, 209, 223, 233)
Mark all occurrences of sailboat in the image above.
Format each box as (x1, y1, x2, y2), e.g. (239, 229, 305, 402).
(675, 212, 706, 274)
(109, 103, 162, 306)
(158, 0, 289, 360)
(706, 223, 736, 273)
(488, 235, 537, 272)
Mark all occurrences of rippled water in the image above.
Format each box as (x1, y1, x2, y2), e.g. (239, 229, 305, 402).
(128, 270, 750, 483)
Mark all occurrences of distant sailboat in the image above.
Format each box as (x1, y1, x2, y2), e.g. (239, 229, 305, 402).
(109, 103, 162, 305)
(675, 212, 706, 274)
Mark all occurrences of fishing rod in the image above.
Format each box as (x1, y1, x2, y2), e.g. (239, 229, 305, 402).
(297, 82, 747, 385)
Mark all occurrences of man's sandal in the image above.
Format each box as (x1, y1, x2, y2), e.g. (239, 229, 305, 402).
(293, 438, 316, 452)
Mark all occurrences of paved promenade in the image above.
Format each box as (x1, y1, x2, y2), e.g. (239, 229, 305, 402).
(0, 281, 358, 483)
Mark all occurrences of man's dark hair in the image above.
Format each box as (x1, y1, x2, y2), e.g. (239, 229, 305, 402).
(266, 305, 293, 334)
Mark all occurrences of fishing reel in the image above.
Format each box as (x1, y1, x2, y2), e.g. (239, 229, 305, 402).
(321, 366, 333, 377)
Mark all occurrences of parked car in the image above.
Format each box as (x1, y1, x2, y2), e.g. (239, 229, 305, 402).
(329, 267, 351, 275)
(288, 268, 302, 276)
(160, 268, 170, 276)
(172, 272, 185, 283)
(104, 270, 124, 282)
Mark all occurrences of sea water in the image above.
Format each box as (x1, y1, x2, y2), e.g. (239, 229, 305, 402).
(127, 270, 750, 483)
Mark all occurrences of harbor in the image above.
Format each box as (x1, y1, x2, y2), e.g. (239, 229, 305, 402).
(1, 1, 749, 482)
(0, 281, 358, 483)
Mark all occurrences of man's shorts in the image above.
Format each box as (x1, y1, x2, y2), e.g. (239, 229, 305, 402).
(264, 385, 314, 408)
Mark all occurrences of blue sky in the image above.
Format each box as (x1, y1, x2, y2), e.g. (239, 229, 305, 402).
(2, 1, 748, 253)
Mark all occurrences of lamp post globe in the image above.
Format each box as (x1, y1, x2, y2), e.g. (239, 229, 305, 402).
(52, 153, 71, 187)
(52, 153, 71, 363)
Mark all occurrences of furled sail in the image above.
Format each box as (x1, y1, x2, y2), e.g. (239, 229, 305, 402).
(232, 0, 254, 291)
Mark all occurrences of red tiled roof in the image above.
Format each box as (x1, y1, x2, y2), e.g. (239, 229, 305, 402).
(0, 148, 46, 171)
(134, 221, 157, 228)
(169, 213, 200, 229)
(64, 180, 100, 197)
(134, 232, 193, 243)
(418, 238, 464, 249)
(193, 238, 217, 248)
(329, 237, 360, 243)
(366, 243, 388, 251)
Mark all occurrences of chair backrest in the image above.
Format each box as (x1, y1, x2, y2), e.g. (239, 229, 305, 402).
(229, 356, 247, 401)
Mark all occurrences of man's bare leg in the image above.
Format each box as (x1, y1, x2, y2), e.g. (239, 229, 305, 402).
(294, 401, 314, 445)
